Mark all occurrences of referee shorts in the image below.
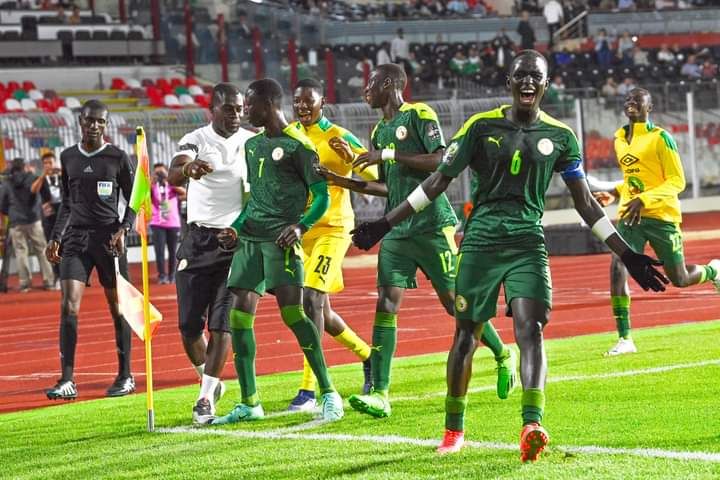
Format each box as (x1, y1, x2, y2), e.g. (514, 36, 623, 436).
(175, 224, 234, 337)
(59, 224, 120, 289)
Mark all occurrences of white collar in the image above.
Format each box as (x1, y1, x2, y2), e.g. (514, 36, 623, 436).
(78, 143, 109, 157)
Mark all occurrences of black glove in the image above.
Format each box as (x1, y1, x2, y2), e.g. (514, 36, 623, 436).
(620, 249, 669, 292)
(351, 218, 391, 251)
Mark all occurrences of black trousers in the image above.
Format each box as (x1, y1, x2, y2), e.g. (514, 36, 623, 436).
(152, 226, 179, 278)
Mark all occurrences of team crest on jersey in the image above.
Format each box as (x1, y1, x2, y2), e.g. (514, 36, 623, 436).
(443, 142, 459, 164)
(272, 147, 284, 161)
(426, 122, 441, 141)
(537, 138, 554, 156)
(395, 126, 408, 140)
(455, 295, 468, 313)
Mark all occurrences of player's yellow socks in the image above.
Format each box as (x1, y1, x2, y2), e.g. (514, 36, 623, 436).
(300, 356, 317, 392)
(333, 327, 371, 361)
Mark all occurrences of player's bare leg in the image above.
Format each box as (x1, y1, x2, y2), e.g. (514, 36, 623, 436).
(511, 297, 550, 463)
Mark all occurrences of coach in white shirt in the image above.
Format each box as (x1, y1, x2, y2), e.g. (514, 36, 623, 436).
(543, 0, 563, 48)
(168, 82, 255, 425)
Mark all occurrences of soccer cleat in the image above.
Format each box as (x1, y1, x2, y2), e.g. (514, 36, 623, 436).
(437, 429, 465, 454)
(288, 389, 317, 412)
(605, 338, 637, 356)
(211, 403, 264, 425)
(45, 379, 77, 400)
(496, 348, 518, 400)
(319, 391, 344, 422)
(106, 376, 135, 397)
(520, 422, 549, 462)
(348, 391, 391, 418)
(192, 398, 215, 425)
(362, 358, 373, 394)
(709, 259, 720, 292)
(213, 381, 226, 406)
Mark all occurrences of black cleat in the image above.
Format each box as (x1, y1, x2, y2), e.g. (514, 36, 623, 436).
(106, 376, 135, 397)
(45, 379, 77, 400)
(192, 398, 215, 425)
(362, 358, 373, 394)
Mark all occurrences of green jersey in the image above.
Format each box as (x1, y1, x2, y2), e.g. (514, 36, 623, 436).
(372, 102, 457, 239)
(438, 106, 582, 251)
(239, 126, 324, 241)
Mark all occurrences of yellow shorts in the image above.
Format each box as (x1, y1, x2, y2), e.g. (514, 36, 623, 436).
(302, 231, 352, 294)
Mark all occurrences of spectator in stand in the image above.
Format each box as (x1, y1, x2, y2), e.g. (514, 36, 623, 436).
(617, 31, 635, 66)
(467, 47, 482, 74)
(0, 158, 56, 292)
(237, 12, 253, 39)
(348, 55, 373, 95)
(32, 152, 63, 288)
(601, 77, 618, 97)
(516, 10, 536, 50)
(543, 0, 563, 48)
(681, 55, 702, 79)
(377, 42, 391, 66)
(407, 51, 423, 76)
(701, 59, 718, 79)
(449, 50, 468, 76)
(617, 77, 636, 96)
(617, 0, 636, 11)
(56, 5, 68, 23)
(553, 48, 573, 66)
(447, 0, 469, 15)
(469, 0, 488, 16)
(391, 28, 410, 71)
(151, 163, 184, 284)
(657, 44, 675, 64)
(492, 27, 514, 69)
(595, 28, 613, 68)
(632, 46, 649, 67)
(68, 5, 82, 25)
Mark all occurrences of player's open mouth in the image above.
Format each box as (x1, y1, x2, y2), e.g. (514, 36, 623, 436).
(298, 111, 312, 122)
(519, 88, 536, 105)
(625, 105, 638, 114)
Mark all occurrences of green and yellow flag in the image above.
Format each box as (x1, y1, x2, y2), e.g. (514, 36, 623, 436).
(129, 127, 152, 237)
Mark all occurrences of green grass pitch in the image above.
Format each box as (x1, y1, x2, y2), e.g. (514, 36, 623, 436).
(3, 321, 719, 479)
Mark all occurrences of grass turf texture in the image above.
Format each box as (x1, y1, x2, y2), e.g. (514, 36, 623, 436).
(3, 321, 719, 479)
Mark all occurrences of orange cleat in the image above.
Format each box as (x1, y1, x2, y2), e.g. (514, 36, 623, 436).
(437, 428, 465, 454)
(520, 422, 549, 462)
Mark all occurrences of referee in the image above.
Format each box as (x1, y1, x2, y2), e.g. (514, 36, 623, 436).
(167, 83, 254, 425)
(44, 99, 137, 400)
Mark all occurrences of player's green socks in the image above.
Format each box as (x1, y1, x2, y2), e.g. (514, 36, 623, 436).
(229, 309, 259, 406)
(281, 305, 334, 394)
(699, 264, 718, 284)
(611, 296, 631, 339)
(371, 312, 397, 395)
(521, 388, 545, 425)
(480, 321, 509, 361)
(445, 395, 468, 431)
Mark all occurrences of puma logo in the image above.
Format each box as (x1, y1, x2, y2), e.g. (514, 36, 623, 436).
(488, 136, 502, 148)
(371, 345, 382, 352)
(300, 344, 314, 352)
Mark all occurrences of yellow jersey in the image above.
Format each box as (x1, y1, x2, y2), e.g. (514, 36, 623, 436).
(289, 117, 378, 233)
(613, 121, 685, 224)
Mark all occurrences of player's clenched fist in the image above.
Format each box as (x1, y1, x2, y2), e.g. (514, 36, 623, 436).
(620, 249, 669, 292)
(328, 136, 355, 164)
(351, 218, 391, 251)
(217, 227, 238, 251)
(45, 239, 62, 264)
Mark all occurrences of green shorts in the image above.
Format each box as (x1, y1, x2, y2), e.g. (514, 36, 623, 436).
(617, 218, 684, 268)
(377, 226, 458, 293)
(227, 240, 304, 295)
(454, 246, 552, 322)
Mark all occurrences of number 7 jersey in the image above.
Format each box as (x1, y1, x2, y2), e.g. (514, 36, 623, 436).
(438, 106, 582, 251)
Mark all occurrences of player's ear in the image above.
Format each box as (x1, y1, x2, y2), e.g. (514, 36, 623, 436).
(382, 76, 393, 90)
(505, 75, 510, 90)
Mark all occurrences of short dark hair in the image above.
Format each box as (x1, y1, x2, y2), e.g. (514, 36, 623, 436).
(211, 82, 242, 108)
(512, 49, 549, 68)
(247, 78, 284, 104)
(80, 99, 108, 115)
(153, 162, 166, 169)
(41, 152, 56, 161)
(11, 157, 25, 172)
(376, 63, 407, 90)
(295, 78, 324, 94)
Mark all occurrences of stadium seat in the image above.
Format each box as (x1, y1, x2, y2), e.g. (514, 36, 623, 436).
(65, 97, 82, 109)
(163, 94, 181, 108)
(126, 78, 141, 89)
(92, 30, 109, 41)
(57, 106, 74, 118)
(22, 81, 36, 91)
(75, 30, 91, 41)
(128, 30, 144, 41)
(188, 84, 204, 96)
(4, 98, 22, 112)
(20, 98, 37, 111)
(28, 89, 44, 101)
(111, 78, 128, 90)
(193, 94, 209, 108)
(170, 78, 184, 88)
(110, 30, 127, 41)
(12, 89, 28, 100)
(7, 80, 20, 92)
(179, 94, 196, 106)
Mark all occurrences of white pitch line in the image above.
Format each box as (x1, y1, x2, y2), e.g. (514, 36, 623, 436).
(157, 426, 720, 463)
(391, 358, 720, 402)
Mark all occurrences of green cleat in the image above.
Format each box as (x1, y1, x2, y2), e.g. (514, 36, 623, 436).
(496, 348, 518, 400)
(348, 391, 391, 418)
(211, 403, 264, 425)
(319, 391, 344, 422)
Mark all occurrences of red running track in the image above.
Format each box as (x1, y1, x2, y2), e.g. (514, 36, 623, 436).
(1, 212, 719, 413)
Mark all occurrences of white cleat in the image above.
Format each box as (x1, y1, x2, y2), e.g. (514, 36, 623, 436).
(708, 259, 720, 293)
(605, 338, 637, 356)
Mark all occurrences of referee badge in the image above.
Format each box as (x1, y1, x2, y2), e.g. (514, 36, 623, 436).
(455, 295, 468, 313)
(395, 126, 408, 140)
(537, 138, 554, 156)
(272, 147, 284, 161)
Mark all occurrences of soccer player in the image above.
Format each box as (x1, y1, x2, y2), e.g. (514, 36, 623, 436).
(329, 63, 515, 420)
(167, 83, 255, 425)
(594, 88, 720, 356)
(351, 51, 668, 461)
(286, 78, 376, 411)
(44, 99, 138, 400)
(213, 78, 344, 424)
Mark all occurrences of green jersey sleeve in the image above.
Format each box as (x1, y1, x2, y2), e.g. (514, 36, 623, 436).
(412, 106, 446, 153)
(437, 118, 477, 178)
(554, 128, 582, 172)
(293, 141, 324, 187)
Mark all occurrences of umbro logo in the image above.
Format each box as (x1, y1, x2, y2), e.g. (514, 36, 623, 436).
(83, 165, 93, 173)
(620, 154, 639, 167)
